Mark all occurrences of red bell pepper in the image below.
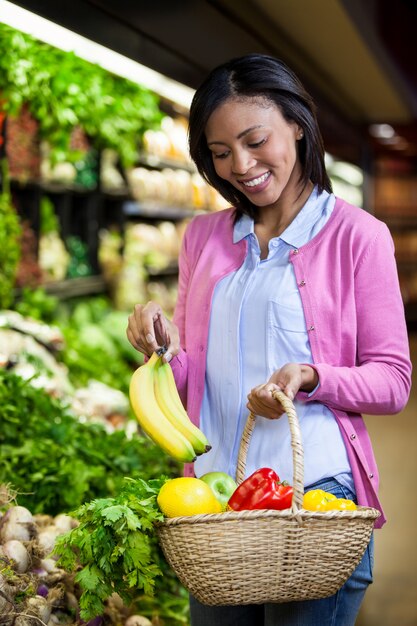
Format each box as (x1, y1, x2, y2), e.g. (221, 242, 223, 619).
(227, 467, 293, 511)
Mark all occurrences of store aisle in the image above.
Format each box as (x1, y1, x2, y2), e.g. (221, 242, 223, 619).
(357, 332, 417, 626)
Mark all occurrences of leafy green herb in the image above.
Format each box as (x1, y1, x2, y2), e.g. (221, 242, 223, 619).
(54, 477, 167, 620)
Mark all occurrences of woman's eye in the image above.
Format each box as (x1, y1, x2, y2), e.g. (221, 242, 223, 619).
(213, 151, 229, 159)
(248, 138, 266, 148)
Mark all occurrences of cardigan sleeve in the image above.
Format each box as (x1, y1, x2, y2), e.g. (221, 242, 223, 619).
(303, 222, 412, 414)
(168, 222, 192, 405)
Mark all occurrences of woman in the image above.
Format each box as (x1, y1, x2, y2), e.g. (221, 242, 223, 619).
(127, 54, 411, 625)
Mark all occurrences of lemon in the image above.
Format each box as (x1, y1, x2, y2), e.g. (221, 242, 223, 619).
(157, 477, 223, 517)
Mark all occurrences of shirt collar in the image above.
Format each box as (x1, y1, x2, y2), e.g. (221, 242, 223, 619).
(233, 213, 254, 243)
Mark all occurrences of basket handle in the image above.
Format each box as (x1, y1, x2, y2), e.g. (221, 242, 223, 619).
(235, 389, 304, 512)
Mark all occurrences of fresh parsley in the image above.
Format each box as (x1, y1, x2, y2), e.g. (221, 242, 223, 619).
(54, 477, 167, 620)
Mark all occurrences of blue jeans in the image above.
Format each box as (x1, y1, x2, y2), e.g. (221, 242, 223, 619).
(189, 479, 374, 626)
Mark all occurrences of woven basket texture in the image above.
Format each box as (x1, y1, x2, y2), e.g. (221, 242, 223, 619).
(156, 389, 380, 605)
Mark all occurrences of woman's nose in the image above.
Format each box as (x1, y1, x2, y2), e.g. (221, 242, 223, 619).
(231, 151, 255, 175)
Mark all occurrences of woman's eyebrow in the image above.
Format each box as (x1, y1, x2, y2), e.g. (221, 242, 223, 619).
(237, 124, 264, 139)
(207, 125, 265, 146)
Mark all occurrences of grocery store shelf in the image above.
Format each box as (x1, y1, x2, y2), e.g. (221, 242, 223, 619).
(137, 154, 196, 173)
(43, 275, 108, 298)
(147, 262, 179, 277)
(123, 201, 199, 221)
(11, 178, 97, 195)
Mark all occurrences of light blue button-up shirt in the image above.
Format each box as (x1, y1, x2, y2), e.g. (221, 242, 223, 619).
(194, 187, 354, 492)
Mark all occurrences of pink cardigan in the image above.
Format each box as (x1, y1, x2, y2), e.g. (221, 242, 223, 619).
(170, 198, 412, 528)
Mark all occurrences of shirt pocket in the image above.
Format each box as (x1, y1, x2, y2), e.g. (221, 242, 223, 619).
(267, 300, 310, 371)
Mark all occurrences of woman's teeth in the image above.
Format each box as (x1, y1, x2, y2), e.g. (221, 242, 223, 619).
(242, 172, 270, 187)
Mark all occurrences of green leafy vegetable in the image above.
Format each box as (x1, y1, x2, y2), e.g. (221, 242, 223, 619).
(0, 23, 163, 166)
(58, 298, 143, 395)
(13, 286, 59, 322)
(13, 291, 144, 393)
(54, 477, 167, 620)
(0, 370, 179, 514)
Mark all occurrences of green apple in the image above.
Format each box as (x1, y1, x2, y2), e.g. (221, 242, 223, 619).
(199, 471, 237, 510)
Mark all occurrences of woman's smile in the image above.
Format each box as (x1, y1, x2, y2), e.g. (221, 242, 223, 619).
(239, 171, 272, 190)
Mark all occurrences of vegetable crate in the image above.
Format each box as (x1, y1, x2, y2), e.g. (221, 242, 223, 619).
(156, 390, 380, 606)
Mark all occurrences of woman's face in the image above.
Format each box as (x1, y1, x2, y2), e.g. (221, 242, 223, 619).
(205, 97, 303, 209)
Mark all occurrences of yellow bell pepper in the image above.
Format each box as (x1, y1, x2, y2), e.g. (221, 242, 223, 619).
(323, 498, 357, 511)
(302, 489, 337, 511)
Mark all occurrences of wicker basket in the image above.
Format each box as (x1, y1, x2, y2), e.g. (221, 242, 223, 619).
(156, 389, 380, 605)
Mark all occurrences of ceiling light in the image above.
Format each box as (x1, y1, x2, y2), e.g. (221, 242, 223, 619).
(368, 124, 395, 139)
(0, 0, 195, 110)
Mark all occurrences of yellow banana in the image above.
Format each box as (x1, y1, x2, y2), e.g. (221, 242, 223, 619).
(154, 356, 211, 455)
(129, 352, 197, 463)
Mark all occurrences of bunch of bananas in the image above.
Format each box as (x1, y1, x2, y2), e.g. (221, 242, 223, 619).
(129, 351, 211, 462)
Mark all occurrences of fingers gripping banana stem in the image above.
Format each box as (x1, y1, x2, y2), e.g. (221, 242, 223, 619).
(154, 357, 211, 455)
(129, 352, 197, 463)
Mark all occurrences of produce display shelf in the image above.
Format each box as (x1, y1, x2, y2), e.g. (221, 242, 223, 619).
(137, 154, 196, 173)
(43, 275, 108, 299)
(11, 178, 97, 195)
(122, 201, 200, 221)
(147, 262, 179, 277)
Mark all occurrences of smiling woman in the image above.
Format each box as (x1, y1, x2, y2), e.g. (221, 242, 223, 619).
(126, 53, 411, 626)
(187, 55, 330, 224)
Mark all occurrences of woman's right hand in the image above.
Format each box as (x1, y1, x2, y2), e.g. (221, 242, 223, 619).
(247, 363, 319, 420)
(126, 301, 180, 362)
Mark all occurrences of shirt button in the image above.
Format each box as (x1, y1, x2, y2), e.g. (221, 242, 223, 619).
(350, 434, 356, 440)
(293, 249, 299, 255)
(308, 325, 315, 331)
(299, 280, 306, 287)
(369, 473, 374, 479)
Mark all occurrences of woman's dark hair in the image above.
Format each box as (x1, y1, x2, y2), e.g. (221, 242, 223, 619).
(188, 53, 332, 221)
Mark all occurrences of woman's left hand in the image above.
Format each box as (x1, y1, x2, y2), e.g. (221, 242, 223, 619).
(246, 363, 318, 419)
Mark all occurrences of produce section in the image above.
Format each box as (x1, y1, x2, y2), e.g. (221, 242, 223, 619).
(0, 23, 226, 314)
(0, 483, 187, 624)
(0, 23, 222, 626)
(0, 295, 191, 624)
